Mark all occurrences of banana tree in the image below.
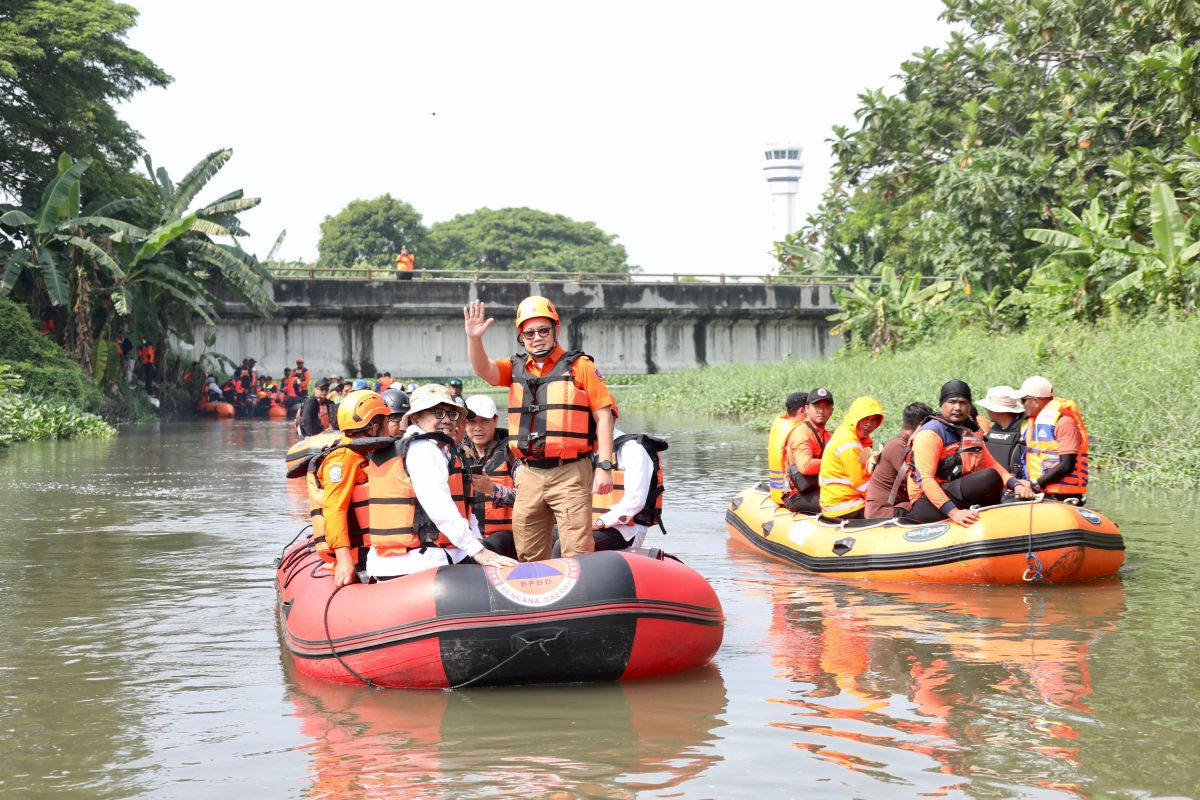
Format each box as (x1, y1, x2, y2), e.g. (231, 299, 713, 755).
(829, 264, 953, 353)
(1102, 182, 1200, 309)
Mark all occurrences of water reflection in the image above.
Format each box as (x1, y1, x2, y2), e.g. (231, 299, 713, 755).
(287, 663, 728, 799)
(749, 546, 1125, 796)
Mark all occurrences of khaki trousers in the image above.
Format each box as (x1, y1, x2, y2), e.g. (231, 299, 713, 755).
(513, 459, 595, 561)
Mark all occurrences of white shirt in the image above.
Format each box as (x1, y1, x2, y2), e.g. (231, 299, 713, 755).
(595, 428, 655, 547)
(366, 425, 485, 578)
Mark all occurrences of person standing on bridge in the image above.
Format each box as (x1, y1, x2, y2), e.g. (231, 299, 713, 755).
(464, 296, 617, 562)
(395, 245, 415, 280)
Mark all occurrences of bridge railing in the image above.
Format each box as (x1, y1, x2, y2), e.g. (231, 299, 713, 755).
(266, 265, 909, 287)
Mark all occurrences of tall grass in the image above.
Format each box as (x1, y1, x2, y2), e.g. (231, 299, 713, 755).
(621, 317, 1200, 487)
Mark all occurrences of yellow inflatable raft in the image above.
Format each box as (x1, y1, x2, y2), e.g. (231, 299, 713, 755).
(726, 483, 1125, 584)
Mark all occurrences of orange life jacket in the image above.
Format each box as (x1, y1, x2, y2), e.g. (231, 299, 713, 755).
(297, 367, 311, 392)
(305, 440, 371, 566)
(463, 429, 514, 536)
(591, 433, 668, 530)
(1024, 398, 1090, 494)
(507, 350, 596, 459)
(283, 377, 298, 398)
(905, 416, 986, 497)
(138, 343, 155, 365)
(366, 432, 472, 556)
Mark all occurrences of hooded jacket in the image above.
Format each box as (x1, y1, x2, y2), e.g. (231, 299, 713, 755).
(819, 396, 884, 517)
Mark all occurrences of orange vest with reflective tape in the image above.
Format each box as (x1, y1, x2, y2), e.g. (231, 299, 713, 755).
(767, 414, 803, 505)
(305, 440, 370, 565)
(507, 350, 596, 459)
(366, 432, 471, 556)
(591, 433, 667, 529)
(463, 430, 514, 536)
(138, 343, 155, 365)
(1024, 398, 1089, 493)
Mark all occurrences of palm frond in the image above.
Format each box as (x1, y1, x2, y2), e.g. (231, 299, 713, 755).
(170, 148, 233, 222)
(36, 156, 92, 234)
(189, 239, 277, 315)
(37, 247, 68, 305)
(65, 236, 125, 279)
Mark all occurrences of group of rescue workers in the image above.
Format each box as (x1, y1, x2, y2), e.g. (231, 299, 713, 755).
(300, 295, 667, 587)
(768, 377, 1089, 524)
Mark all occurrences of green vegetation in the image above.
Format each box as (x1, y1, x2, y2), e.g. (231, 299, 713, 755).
(304, 200, 633, 275)
(0, 297, 113, 446)
(624, 317, 1200, 487)
(316, 194, 430, 269)
(784, 0, 1200, 351)
(429, 207, 631, 274)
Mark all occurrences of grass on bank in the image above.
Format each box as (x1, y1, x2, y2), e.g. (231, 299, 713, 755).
(619, 317, 1200, 488)
(0, 297, 115, 447)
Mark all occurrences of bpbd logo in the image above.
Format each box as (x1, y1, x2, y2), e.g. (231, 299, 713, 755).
(903, 524, 950, 543)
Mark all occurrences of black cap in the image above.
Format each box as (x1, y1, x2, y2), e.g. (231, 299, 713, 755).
(807, 387, 834, 405)
(316, 378, 330, 389)
(785, 392, 808, 415)
(939, 379, 973, 405)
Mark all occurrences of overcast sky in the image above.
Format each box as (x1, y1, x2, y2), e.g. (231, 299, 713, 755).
(119, 1, 950, 275)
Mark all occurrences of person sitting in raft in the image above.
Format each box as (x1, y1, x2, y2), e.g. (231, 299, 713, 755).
(1016, 375, 1089, 504)
(767, 391, 808, 506)
(380, 386, 410, 438)
(203, 375, 223, 403)
(461, 394, 520, 560)
(318, 389, 391, 587)
(865, 401, 932, 519)
(588, 428, 668, 551)
(907, 380, 1035, 525)
(364, 384, 517, 581)
(298, 379, 332, 437)
(818, 396, 885, 520)
(979, 386, 1027, 479)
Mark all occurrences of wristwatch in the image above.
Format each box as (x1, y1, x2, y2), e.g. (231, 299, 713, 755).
(598, 459, 614, 471)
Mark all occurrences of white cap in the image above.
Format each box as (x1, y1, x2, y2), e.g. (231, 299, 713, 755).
(465, 394, 498, 419)
(1015, 376, 1053, 399)
(979, 385, 1023, 414)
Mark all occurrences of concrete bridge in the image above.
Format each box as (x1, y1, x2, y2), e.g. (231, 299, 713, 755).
(199, 275, 842, 379)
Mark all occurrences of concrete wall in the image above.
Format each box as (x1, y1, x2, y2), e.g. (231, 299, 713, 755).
(194, 278, 840, 379)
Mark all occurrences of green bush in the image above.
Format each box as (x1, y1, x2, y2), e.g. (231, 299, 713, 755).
(623, 316, 1200, 487)
(0, 364, 114, 446)
(0, 296, 102, 409)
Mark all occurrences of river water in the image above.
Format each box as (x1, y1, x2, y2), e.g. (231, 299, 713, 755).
(0, 412, 1196, 799)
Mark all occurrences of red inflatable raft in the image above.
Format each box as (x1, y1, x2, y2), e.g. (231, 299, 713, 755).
(276, 543, 724, 689)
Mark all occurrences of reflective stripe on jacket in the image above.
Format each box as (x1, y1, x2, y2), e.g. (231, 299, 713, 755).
(366, 432, 471, 556)
(507, 350, 596, 459)
(766, 414, 802, 505)
(1024, 398, 1089, 493)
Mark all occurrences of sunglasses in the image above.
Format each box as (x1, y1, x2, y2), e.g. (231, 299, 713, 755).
(431, 407, 462, 421)
(519, 326, 554, 341)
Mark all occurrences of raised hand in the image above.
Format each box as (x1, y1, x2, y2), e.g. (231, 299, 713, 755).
(464, 300, 494, 339)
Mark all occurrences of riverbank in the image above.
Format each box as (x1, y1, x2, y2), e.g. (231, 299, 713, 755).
(0, 297, 115, 446)
(621, 317, 1200, 487)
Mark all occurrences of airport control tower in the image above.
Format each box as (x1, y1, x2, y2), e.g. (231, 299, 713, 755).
(764, 143, 804, 243)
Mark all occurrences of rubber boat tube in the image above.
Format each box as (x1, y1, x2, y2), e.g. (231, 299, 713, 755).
(276, 544, 725, 689)
(726, 483, 1124, 584)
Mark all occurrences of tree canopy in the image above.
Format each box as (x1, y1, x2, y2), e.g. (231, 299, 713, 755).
(316, 194, 430, 268)
(0, 0, 170, 202)
(784, 0, 1200, 349)
(429, 207, 631, 273)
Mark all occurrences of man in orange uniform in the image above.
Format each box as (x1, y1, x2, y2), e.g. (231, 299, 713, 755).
(1016, 375, 1089, 504)
(464, 296, 616, 561)
(787, 387, 835, 512)
(295, 358, 311, 395)
(907, 380, 1035, 525)
(395, 245, 415, 280)
(137, 337, 156, 393)
(320, 389, 390, 587)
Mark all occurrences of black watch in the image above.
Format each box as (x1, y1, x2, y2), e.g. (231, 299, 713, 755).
(598, 459, 614, 471)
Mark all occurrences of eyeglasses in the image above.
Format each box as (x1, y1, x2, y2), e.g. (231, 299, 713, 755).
(432, 407, 462, 421)
(519, 326, 554, 341)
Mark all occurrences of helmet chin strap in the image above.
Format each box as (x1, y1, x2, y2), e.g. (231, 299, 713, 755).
(519, 329, 558, 359)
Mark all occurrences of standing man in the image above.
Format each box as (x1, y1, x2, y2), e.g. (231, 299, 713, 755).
(395, 245, 415, 280)
(295, 358, 311, 395)
(464, 296, 616, 561)
(1016, 376, 1089, 503)
(137, 337, 156, 394)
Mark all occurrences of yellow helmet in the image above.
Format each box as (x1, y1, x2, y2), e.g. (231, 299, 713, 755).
(337, 390, 389, 433)
(515, 295, 559, 329)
